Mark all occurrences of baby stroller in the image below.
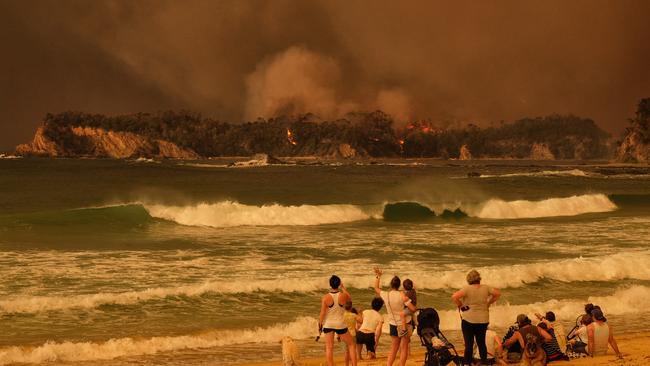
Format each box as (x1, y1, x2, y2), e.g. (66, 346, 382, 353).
(417, 308, 461, 366)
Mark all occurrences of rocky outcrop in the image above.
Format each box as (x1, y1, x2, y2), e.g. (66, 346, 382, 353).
(16, 125, 198, 159)
(617, 129, 650, 163)
(459, 144, 472, 160)
(530, 142, 555, 160)
(15, 127, 62, 156)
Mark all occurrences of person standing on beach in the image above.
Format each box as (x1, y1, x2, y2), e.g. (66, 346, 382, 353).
(373, 268, 416, 366)
(452, 270, 501, 365)
(319, 275, 357, 366)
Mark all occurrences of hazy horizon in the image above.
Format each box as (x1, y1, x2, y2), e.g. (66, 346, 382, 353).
(2, 0, 650, 151)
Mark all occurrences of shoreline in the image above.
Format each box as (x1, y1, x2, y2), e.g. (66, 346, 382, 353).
(237, 332, 650, 366)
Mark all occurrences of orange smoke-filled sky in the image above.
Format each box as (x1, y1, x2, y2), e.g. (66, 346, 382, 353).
(1, 0, 649, 150)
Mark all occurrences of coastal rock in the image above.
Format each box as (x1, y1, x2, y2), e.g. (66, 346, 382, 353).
(459, 144, 472, 160)
(337, 143, 357, 159)
(16, 125, 198, 159)
(15, 127, 62, 157)
(530, 142, 555, 160)
(617, 129, 650, 163)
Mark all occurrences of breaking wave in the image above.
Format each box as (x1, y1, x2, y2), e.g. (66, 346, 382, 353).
(144, 201, 371, 227)
(2, 287, 649, 364)
(477, 169, 591, 178)
(4, 250, 649, 313)
(0, 317, 317, 365)
(472, 193, 616, 219)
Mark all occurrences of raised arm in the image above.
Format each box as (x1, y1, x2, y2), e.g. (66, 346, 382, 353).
(340, 282, 351, 303)
(373, 267, 382, 297)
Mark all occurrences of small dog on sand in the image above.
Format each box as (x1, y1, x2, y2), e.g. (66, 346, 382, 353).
(280, 336, 300, 366)
(523, 341, 546, 366)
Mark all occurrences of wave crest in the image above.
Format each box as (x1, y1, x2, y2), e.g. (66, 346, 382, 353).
(3, 250, 649, 313)
(145, 201, 371, 227)
(0, 317, 317, 365)
(472, 193, 616, 219)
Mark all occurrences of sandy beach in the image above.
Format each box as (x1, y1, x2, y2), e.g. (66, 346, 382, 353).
(238, 333, 650, 366)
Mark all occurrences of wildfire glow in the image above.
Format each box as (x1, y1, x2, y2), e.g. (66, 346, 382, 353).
(286, 129, 298, 145)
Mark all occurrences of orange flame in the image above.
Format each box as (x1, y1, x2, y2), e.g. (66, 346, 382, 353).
(286, 129, 298, 146)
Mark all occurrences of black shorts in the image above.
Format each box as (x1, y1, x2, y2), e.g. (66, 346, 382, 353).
(389, 321, 414, 337)
(356, 331, 376, 352)
(323, 327, 348, 335)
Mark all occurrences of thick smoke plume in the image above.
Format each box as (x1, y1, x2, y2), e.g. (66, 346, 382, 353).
(1, 0, 650, 150)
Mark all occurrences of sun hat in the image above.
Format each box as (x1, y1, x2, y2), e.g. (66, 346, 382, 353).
(516, 314, 530, 326)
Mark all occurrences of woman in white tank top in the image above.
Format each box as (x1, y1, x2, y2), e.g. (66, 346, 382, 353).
(373, 268, 416, 366)
(587, 309, 622, 358)
(319, 275, 357, 366)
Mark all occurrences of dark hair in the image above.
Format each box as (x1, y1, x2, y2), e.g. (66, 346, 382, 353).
(344, 300, 353, 311)
(330, 275, 341, 289)
(584, 303, 594, 315)
(403, 279, 416, 305)
(403, 279, 414, 291)
(371, 297, 384, 311)
(538, 322, 548, 330)
(545, 311, 556, 322)
(580, 314, 593, 325)
(390, 276, 401, 290)
(351, 307, 358, 314)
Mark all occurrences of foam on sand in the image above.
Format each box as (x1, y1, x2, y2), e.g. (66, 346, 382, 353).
(0, 317, 317, 365)
(472, 193, 616, 219)
(144, 201, 371, 227)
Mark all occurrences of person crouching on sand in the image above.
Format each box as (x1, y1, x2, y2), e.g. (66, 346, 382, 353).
(319, 275, 357, 366)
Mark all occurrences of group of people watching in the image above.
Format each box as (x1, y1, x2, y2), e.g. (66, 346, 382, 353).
(318, 269, 622, 366)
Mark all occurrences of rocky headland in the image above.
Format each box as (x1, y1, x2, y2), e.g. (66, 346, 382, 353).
(15, 110, 614, 160)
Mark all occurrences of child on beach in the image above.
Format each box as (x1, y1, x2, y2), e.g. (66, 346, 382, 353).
(343, 301, 359, 366)
(399, 279, 417, 336)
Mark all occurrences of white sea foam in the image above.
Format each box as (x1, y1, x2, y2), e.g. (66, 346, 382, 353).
(0, 317, 317, 365)
(2, 287, 649, 364)
(471, 193, 616, 219)
(437, 285, 650, 330)
(144, 201, 371, 227)
(477, 169, 592, 178)
(3, 250, 650, 313)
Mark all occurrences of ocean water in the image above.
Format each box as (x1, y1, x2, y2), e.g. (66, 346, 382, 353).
(1, 158, 650, 365)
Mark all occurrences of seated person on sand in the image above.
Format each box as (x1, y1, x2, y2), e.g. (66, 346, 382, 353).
(355, 297, 384, 360)
(503, 314, 552, 364)
(472, 328, 506, 365)
(567, 313, 592, 355)
(587, 308, 622, 359)
(537, 322, 569, 362)
(535, 311, 567, 353)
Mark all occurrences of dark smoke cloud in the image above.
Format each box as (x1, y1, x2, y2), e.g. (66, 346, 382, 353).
(1, 0, 649, 151)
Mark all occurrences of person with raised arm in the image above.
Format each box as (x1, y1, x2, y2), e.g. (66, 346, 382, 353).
(373, 267, 416, 366)
(319, 275, 357, 366)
